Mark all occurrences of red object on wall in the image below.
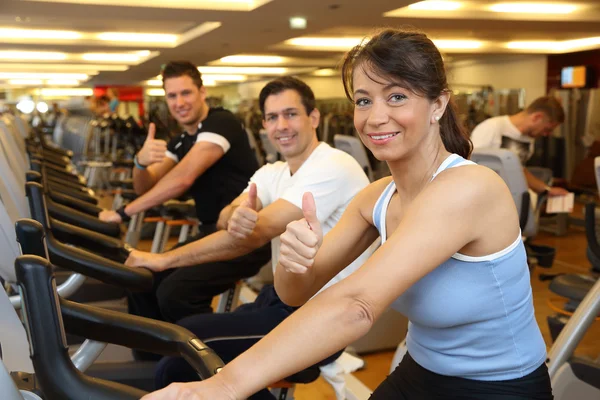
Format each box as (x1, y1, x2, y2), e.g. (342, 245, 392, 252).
(94, 86, 145, 117)
(547, 49, 600, 90)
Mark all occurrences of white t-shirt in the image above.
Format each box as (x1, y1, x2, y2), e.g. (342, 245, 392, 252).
(470, 115, 535, 164)
(246, 142, 373, 293)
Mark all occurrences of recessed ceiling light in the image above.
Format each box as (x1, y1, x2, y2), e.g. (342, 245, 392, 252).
(433, 40, 483, 49)
(0, 51, 67, 60)
(289, 17, 307, 29)
(198, 66, 289, 75)
(0, 28, 82, 40)
(8, 79, 43, 85)
(220, 55, 285, 64)
(82, 53, 140, 62)
(97, 32, 177, 43)
(285, 37, 363, 49)
(490, 3, 577, 14)
(38, 88, 94, 97)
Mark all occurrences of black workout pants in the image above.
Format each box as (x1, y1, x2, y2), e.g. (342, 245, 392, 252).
(154, 285, 343, 399)
(370, 352, 554, 399)
(127, 224, 271, 323)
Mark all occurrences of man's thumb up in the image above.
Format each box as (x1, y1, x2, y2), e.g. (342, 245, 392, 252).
(146, 122, 156, 140)
(242, 183, 258, 210)
(302, 192, 320, 233)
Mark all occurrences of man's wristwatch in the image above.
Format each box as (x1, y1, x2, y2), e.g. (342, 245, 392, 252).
(134, 154, 147, 170)
(541, 185, 551, 196)
(116, 205, 132, 222)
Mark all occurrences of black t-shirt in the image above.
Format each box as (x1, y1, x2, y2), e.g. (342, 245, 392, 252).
(166, 108, 258, 224)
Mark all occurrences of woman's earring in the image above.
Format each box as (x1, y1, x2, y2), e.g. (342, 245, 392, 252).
(435, 115, 441, 121)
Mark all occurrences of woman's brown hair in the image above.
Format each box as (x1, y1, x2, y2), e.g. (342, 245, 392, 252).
(342, 29, 472, 158)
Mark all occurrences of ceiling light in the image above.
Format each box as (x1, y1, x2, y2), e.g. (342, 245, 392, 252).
(20, 0, 271, 12)
(16, 99, 35, 114)
(0, 28, 82, 40)
(408, 1, 462, 11)
(146, 79, 163, 86)
(38, 88, 93, 97)
(82, 53, 140, 62)
(285, 37, 363, 49)
(506, 41, 557, 50)
(560, 37, 600, 50)
(46, 79, 81, 86)
(198, 66, 289, 75)
(36, 102, 49, 113)
(489, 3, 577, 14)
(289, 17, 307, 29)
(202, 78, 217, 87)
(0, 51, 67, 60)
(433, 40, 483, 49)
(219, 55, 285, 64)
(0, 63, 125, 73)
(136, 50, 152, 57)
(97, 32, 177, 43)
(147, 88, 165, 96)
(204, 74, 246, 82)
(0, 72, 89, 80)
(312, 68, 338, 76)
(8, 79, 42, 85)
(506, 37, 600, 52)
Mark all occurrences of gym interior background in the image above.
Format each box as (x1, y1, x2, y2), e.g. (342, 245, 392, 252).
(0, 1, 599, 399)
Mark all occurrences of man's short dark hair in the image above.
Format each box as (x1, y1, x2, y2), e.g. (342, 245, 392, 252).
(161, 61, 203, 89)
(258, 76, 316, 117)
(526, 96, 565, 124)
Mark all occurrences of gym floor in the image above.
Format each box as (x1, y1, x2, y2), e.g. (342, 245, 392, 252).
(126, 198, 599, 398)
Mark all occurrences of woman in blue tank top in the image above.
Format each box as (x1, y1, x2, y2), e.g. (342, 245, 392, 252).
(143, 29, 552, 400)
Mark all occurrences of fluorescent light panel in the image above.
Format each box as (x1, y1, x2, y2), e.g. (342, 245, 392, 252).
(507, 37, 600, 51)
(0, 64, 128, 72)
(433, 40, 483, 49)
(0, 28, 81, 39)
(198, 66, 289, 75)
(20, 0, 273, 11)
(97, 32, 177, 43)
(38, 88, 94, 96)
(0, 72, 88, 80)
(82, 53, 141, 62)
(220, 55, 285, 64)
(408, 1, 462, 11)
(0, 51, 67, 60)
(489, 2, 577, 14)
(285, 37, 482, 50)
(9, 79, 43, 85)
(285, 37, 363, 49)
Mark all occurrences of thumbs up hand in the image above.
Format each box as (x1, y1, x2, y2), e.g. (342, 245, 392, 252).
(228, 183, 259, 239)
(279, 192, 323, 274)
(137, 123, 167, 166)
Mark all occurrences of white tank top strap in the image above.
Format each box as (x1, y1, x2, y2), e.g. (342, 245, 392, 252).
(372, 180, 396, 238)
(373, 154, 475, 243)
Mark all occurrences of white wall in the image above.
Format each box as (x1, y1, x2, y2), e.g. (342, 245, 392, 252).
(448, 55, 548, 104)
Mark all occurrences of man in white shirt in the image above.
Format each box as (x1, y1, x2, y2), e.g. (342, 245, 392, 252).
(471, 96, 568, 197)
(125, 77, 371, 395)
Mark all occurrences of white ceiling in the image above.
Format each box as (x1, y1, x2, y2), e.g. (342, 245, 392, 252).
(1, 0, 599, 87)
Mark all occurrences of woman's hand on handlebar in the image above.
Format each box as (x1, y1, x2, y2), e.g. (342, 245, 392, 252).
(141, 377, 237, 400)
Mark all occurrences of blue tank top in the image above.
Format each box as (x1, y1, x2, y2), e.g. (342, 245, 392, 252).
(374, 154, 546, 381)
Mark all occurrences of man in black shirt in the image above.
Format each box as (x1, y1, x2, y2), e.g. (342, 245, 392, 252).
(99, 61, 270, 324)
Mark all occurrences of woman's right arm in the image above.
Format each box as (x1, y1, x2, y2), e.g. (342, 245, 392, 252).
(275, 183, 381, 306)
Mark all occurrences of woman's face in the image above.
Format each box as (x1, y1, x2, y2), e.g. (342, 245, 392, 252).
(352, 66, 442, 162)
